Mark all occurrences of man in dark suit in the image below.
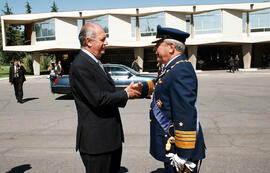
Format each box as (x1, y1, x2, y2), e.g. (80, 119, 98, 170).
(149, 25, 206, 173)
(69, 23, 142, 173)
(9, 59, 26, 103)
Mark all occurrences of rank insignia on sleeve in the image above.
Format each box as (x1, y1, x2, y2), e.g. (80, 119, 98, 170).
(156, 99, 162, 108)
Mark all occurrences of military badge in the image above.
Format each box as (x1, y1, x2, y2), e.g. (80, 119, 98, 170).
(156, 99, 162, 108)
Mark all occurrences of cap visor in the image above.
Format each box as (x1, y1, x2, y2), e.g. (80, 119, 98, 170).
(152, 38, 163, 44)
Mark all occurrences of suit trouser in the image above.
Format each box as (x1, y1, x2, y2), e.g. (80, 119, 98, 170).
(13, 79, 23, 102)
(80, 146, 122, 173)
(164, 160, 199, 173)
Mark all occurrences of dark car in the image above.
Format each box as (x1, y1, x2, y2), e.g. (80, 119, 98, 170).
(50, 64, 157, 94)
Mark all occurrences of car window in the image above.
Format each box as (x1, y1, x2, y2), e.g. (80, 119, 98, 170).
(111, 67, 129, 76)
(104, 66, 110, 73)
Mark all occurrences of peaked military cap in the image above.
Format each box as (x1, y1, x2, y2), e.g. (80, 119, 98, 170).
(152, 25, 190, 43)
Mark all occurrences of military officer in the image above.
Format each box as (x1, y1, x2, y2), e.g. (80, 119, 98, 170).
(149, 25, 206, 173)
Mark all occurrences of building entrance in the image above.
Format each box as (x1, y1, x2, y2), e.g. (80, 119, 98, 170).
(197, 45, 242, 70)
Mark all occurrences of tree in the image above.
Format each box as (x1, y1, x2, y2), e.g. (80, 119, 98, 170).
(25, 1, 32, 14)
(2, 2, 12, 15)
(51, 1, 58, 12)
(0, 2, 25, 64)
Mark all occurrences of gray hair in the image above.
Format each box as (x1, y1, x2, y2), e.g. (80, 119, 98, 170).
(164, 39, 186, 52)
(78, 26, 96, 47)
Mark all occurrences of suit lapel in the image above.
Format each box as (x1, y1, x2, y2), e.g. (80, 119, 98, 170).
(80, 51, 115, 86)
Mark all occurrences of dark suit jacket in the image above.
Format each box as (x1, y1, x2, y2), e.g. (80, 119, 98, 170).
(69, 50, 128, 154)
(9, 65, 26, 84)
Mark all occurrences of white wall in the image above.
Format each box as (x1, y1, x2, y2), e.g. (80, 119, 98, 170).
(165, 12, 186, 31)
(55, 18, 80, 46)
(108, 15, 131, 41)
(222, 10, 243, 38)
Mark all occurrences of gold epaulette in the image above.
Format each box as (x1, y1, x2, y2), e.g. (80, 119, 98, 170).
(174, 130, 196, 149)
(157, 60, 191, 81)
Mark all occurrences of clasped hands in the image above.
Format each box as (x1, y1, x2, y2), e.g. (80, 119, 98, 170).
(125, 81, 143, 99)
(166, 153, 196, 172)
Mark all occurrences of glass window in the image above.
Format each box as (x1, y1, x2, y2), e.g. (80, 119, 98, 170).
(194, 10, 222, 34)
(131, 13, 165, 37)
(34, 18, 55, 41)
(249, 8, 270, 32)
(86, 15, 109, 37)
(111, 67, 128, 76)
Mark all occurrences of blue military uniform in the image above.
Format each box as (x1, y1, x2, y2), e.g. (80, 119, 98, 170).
(149, 26, 206, 173)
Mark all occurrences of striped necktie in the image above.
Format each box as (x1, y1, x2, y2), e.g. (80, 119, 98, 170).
(98, 60, 105, 72)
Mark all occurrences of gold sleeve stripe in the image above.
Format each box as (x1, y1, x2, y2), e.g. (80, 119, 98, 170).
(175, 130, 196, 135)
(175, 137, 196, 141)
(175, 134, 196, 138)
(147, 81, 155, 96)
(175, 139, 196, 149)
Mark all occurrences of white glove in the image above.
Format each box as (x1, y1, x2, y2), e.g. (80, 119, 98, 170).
(166, 153, 186, 172)
(166, 153, 197, 172)
(185, 160, 196, 172)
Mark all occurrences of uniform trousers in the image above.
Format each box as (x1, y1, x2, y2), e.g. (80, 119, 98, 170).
(13, 78, 23, 102)
(164, 160, 199, 173)
(80, 146, 122, 173)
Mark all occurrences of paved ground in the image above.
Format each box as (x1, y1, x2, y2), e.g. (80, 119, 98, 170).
(0, 70, 270, 173)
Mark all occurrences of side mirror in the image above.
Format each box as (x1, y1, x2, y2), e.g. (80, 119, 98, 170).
(128, 72, 133, 78)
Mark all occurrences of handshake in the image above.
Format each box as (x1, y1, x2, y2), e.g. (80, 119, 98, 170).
(124, 81, 143, 99)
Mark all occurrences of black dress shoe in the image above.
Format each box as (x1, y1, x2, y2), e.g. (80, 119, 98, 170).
(18, 100, 23, 104)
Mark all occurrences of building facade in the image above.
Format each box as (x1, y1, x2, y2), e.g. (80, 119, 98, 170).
(1, 2, 270, 75)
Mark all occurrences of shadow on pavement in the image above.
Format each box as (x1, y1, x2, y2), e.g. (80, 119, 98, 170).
(23, 97, 39, 103)
(6, 164, 32, 173)
(150, 168, 165, 173)
(55, 93, 74, 100)
(120, 166, 128, 173)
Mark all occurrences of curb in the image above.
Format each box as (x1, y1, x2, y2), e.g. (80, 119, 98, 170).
(0, 75, 47, 81)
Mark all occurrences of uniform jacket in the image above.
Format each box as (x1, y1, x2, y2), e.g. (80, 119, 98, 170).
(9, 65, 26, 84)
(150, 53, 206, 162)
(69, 50, 128, 154)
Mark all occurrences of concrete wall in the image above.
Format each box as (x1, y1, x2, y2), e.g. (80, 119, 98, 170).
(222, 10, 243, 38)
(108, 15, 131, 41)
(55, 18, 79, 46)
(165, 12, 186, 31)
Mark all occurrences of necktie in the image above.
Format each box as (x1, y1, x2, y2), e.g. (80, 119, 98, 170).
(98, 60, 105, 72)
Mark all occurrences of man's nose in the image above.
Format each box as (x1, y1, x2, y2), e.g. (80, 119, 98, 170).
(104, 39, 108, 45)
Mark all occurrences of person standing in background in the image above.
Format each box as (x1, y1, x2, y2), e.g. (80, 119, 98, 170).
(56, 60, 63, 76)
(131, 57, 142, 72)
(9, 59, 26, 103)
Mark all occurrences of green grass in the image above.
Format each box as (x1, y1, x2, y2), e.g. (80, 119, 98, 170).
(0, 65, 10, 78)
(0, 65, 51, 78)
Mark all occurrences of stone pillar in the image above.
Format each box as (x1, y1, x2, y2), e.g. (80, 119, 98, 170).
(32, 52, 40, 75)
(187, 45, 198, 70)
(242, 44, 252, 69)
(134, 48, 144, 72)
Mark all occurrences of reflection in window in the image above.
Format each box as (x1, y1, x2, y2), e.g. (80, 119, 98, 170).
(131, 13, 165, 37)
(86, 15, 109, 37)
(34, 18, 55, 41)
(249, 8, 270, 32)
(194, 10, 222, 34)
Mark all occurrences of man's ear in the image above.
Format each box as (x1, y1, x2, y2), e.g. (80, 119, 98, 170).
(168, 43, 175, 54)
(86, 38, 92, 47)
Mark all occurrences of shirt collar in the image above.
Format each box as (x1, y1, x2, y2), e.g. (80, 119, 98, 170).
(165, 53, 181, 68)
(81, 48, 98, 63)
